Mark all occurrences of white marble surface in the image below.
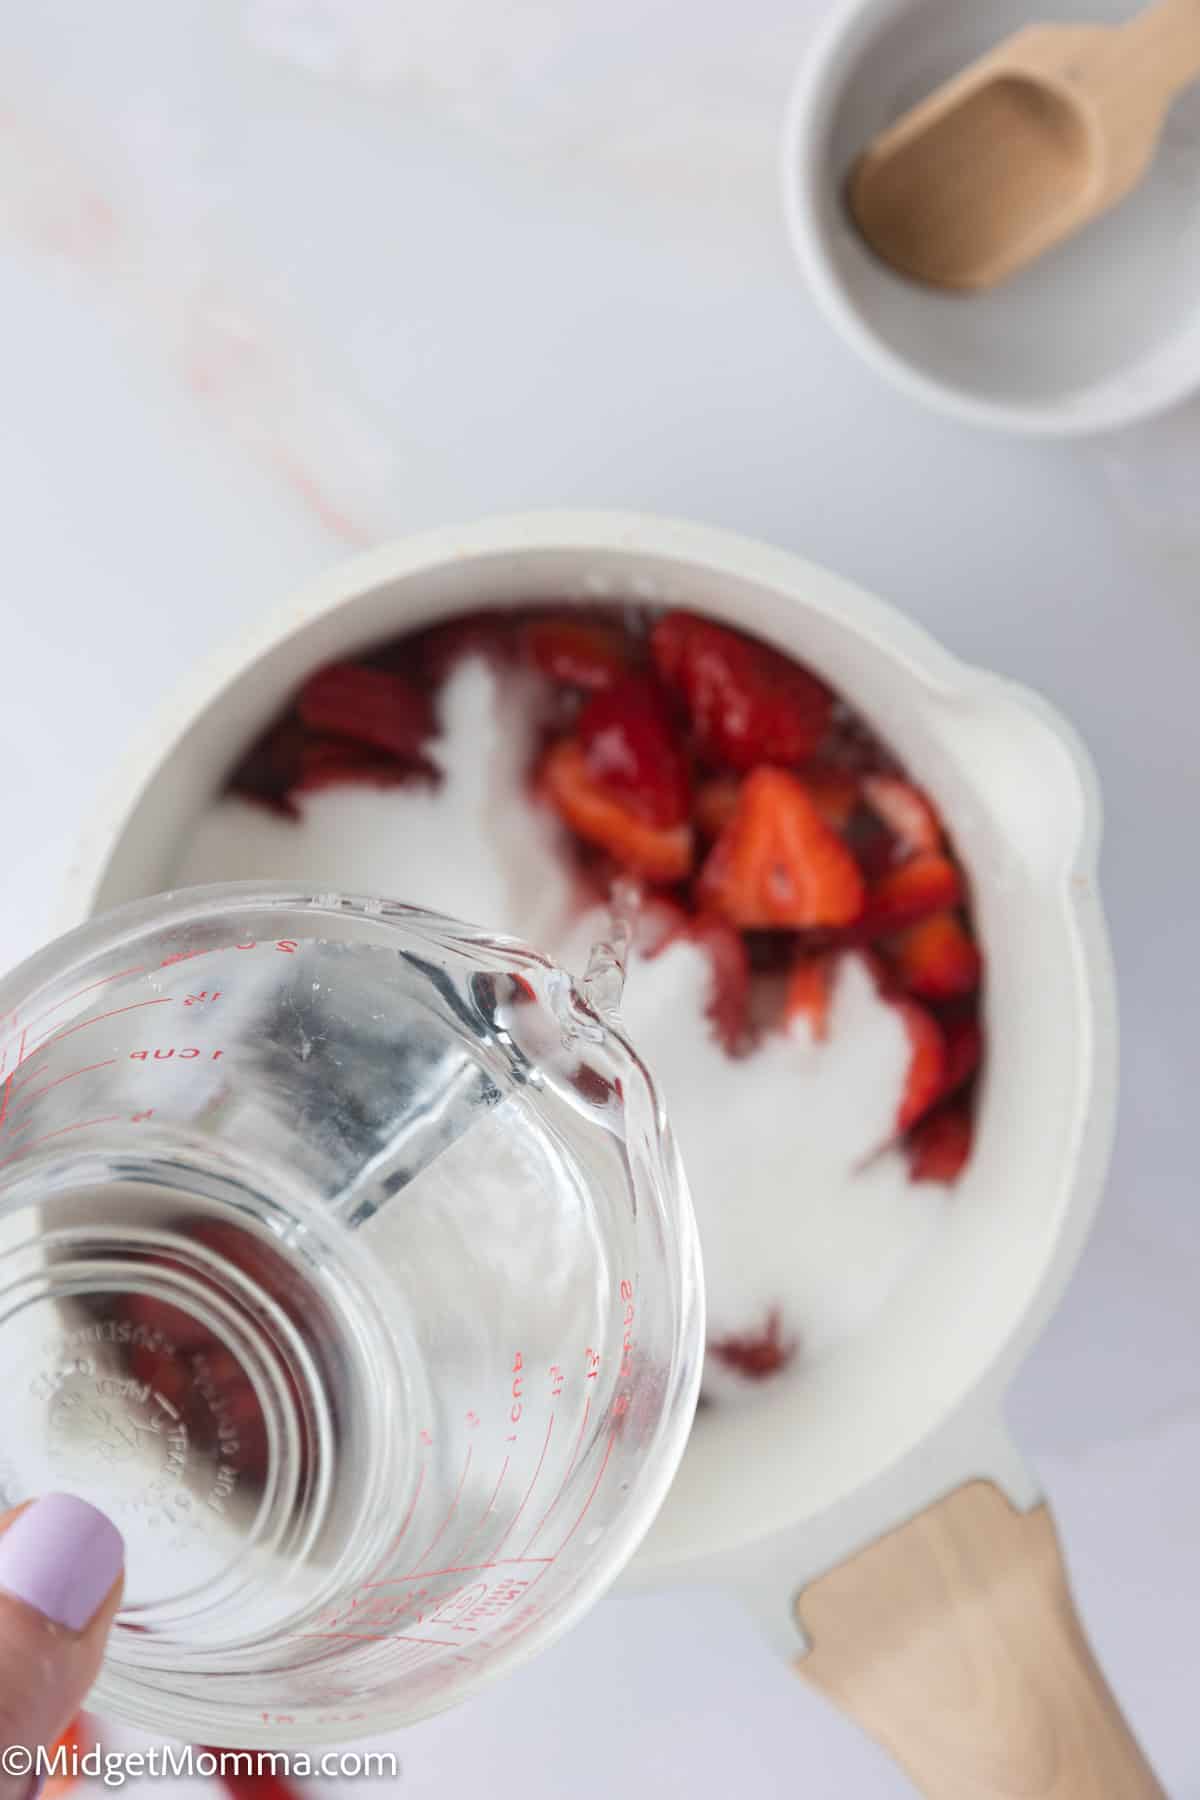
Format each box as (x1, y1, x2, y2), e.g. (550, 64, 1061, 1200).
(2, 1, 1199, 1793)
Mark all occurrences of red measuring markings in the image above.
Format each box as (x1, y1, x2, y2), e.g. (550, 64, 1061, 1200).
(505, 1348, 525, 1438)
(449, 1454, 511, 1568)
(19, 997, 172, 1067)
(128, 1048, 224, 1060)
(358, 1460, 427, 1589)
(365, 1554, 553, 1588)
(5, 937, 290, 1067)
(302, 1563, 550, 1646)
(551, 1429, 616, 1555)
(488, 1411, 555, 1562)
(330, 1425, 614, 1652)
(520, 1395, 590, 1553)
(16, 966, 147, 1039)
(0, 1116, 126, 1170)
(5, 1059, 119, 1118)
(404, 1446, 473, 1577)
(0, 1028, 28, 1101)
(289, 1428, 620, 1662)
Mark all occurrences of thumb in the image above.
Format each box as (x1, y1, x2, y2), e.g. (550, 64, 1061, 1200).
(0, 1496, 124, 1800)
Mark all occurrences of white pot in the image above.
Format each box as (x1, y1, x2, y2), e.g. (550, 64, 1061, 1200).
(63, 513, 1127, 1778)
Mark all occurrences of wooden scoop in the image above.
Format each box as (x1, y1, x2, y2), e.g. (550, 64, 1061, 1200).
(849, 0, 1200, 291)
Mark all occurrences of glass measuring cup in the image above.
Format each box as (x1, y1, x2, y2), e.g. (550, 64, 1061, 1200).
(0, 884, 703, 1745)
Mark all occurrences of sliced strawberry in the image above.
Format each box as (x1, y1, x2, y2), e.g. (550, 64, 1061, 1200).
(685, 915, 751, 1051)
(409, 609, 519, 681)
(842, 802, 898, 880)
(294, 736, 432, 795)
(908, 1104, 973, 1182)
(229, 716, 306, 816)
(896, 999, 948, 1132)
(805, 768, 860, 832)
(45, 1714, 92, 1799)
(649, 913, 750, 1052)
(861, 775, 943, 858)
(709, 1308, 796, 1380)
(863, 853, 963, 933)
(203, 1755, 302, 1800)
(523, 615, 628, 691)
(942, 1011, 983, 1094)
(697, 768, 865, 929)
(297, 662, 435, 760)
(785, 952, 835, 1043)
(652, 612, 832, 771)
(541, 738, 693, 882)
(890, 913, 982, 999)
(694, 775, 742, 840)
(577, 676, 690, 827)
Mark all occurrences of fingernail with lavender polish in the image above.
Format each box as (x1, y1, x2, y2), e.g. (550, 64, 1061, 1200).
(0, 1494, 124, 1631)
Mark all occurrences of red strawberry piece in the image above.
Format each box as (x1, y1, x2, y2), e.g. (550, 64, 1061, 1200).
(652, 612, 832, 771)
(896, 999, 948, 1132)
(45, 1715, 93, 1799)
(890, 912, 982, 1000)
(863, 853, 963, 933)
(861, 774, 943, 858)
(293, 736, 431, 795)
(908, 1104, 973, 1182)
(676, 915, 751, 1052)
(229, 716, 306, 816)
(297, 661, 435, 760)
(805, 768, 861, 832)
(408, 609, 520, 681)
(842, 803, 897, 881)
(541, 738, 694, 882)
(202, 1757, 302, 1800)
(785, 952, 835, 1043)
(694, 775, 742, 840)
(942, 1011, 983, 1095)
(697, 768, 865, 929)
(523, 614, 629, 690)
(577, 676, 691, 827)
(709, 1308, 796, 1380)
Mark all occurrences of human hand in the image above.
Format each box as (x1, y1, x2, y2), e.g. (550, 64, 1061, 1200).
(0, 1497, 123, 1800)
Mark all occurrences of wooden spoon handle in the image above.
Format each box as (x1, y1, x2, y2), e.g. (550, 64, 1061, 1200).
(794, 1482, 1164, 1799)
(1117, 0, 1200, 98)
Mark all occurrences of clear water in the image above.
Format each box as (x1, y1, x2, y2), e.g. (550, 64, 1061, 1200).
(0, 1154, 419, 1635)
(0, 908, 672, 1736)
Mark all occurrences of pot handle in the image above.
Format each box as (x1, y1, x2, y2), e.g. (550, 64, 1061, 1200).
(793, 1479, 1164, 1798)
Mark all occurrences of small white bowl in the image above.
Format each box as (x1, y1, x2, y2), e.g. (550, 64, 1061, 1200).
(782, 0, 1200, 436)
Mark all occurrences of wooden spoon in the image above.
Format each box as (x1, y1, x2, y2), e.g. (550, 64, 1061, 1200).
(848, 0, 1200, 291)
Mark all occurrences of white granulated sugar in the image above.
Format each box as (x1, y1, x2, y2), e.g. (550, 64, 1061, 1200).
(175, 657, 578, 946)
(600, 930, 947, 1397)
(178, 657, 947, 1397)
